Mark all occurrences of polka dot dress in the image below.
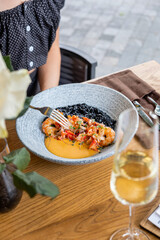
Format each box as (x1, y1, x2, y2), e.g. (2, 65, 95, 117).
(0, 0, 65, 71)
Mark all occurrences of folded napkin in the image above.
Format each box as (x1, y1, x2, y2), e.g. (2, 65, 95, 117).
(89, 70, 160, 148)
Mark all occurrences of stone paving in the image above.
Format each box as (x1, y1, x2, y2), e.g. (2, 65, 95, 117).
(59, 0, 160, 78)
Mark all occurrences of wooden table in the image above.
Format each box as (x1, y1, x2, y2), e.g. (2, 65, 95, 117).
(1, 61, 160, 240)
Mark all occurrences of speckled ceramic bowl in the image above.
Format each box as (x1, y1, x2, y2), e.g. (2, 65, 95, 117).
(16, 83, 138, 165)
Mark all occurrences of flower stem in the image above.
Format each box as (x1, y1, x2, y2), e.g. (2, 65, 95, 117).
(6, 163, 17, 173)
(0, 158, 5, 164)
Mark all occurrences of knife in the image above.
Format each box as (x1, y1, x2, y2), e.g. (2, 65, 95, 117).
(133, 101, 154, 127)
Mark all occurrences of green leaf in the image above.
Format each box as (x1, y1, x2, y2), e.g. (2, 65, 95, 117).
(0, 164, 6, 174)
(17, 96, 33, 118)
(3, 147, 30, 171)
(3, 55, 14, 71)
(13, 170, 60, 199)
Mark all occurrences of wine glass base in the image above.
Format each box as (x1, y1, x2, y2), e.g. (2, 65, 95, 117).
(110, 227, 150, 240)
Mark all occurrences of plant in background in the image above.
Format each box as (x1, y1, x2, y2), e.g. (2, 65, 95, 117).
(0, 52, 59, 200)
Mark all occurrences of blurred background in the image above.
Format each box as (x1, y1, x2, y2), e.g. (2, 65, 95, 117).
(60, 0, 160, 78)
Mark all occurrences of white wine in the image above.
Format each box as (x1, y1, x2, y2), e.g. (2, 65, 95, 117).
(110, 150, 158, 206)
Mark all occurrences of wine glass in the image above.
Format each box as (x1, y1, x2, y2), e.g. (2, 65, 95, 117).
(110, 108, 159, 240)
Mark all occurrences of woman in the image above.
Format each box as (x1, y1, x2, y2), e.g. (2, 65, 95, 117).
(0, 0, 65, 95)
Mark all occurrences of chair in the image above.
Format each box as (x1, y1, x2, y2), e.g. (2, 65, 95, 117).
(59, 44, 97, 85)
(27, 45, 97, 96)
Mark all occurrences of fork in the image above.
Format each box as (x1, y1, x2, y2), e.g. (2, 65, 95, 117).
(29, 105, 71, 129)
(147, 96, 160, 117)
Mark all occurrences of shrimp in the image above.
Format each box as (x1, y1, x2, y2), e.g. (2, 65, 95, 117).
(82, 117, 93, 126)
(87, 125, 97, 136)
(89, 139, 99, 151)
(96, 124, 105, 139)
(100, 127, 115, 147)
(76, 133, 87, 142)
(68, 115, 84, 131)
(42, 114, 116, 152)
(42, 118, 58, 137)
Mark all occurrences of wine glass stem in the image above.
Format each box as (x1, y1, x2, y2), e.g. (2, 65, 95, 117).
(129, 205, 134, 239)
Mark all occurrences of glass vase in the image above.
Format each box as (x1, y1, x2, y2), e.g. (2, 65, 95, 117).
(0, 138, 22, 213)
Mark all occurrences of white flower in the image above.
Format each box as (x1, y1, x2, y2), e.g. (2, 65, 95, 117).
(0, 52, 31, 138)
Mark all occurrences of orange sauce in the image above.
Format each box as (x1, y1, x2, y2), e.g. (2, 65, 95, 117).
(44, 137, 97, 159)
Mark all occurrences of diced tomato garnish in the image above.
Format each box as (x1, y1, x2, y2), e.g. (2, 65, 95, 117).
(54, 122, 61, 128)
(89, 139, 98, 151)
(65, 130, 75, 140)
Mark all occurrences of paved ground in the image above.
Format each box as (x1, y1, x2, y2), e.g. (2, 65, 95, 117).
(59, 0, 160, 78)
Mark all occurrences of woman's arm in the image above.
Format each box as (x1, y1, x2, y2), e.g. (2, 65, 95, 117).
(38, 27, 61, 91)
(0, 0, 29, 11)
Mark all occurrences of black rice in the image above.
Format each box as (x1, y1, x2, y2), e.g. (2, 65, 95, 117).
(56, 103, 116, 129)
